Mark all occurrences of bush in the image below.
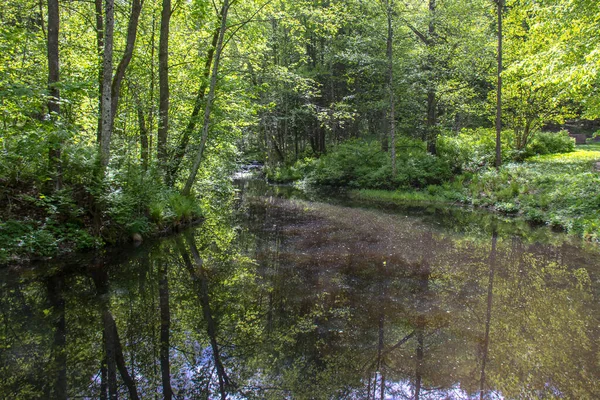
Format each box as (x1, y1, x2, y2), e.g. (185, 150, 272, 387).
(526, 130, 575, 156)
(265, 158, 315, 183)
(437, 128, 515, 173)
(310, 139, 452, 190)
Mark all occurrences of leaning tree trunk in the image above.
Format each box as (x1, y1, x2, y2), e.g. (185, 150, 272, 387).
(182, 0, 230, 196)
(166, 25, 221, 186)
(110, 0, 142, 131)
(47, 0, 62, 190)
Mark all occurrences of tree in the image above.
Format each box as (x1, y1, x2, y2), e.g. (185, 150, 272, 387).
(495, 0, 502, 167)
(99, 0, 114, 170)
(47, 0, 62, 190)
(182, 0, 231, 196)
(96, 0, 142, 171)
(384, 0, 397, 176)
(157, 0, 171, 176)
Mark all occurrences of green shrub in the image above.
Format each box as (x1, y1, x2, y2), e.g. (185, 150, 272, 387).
(437, 128, 515, 173)
(309, 139, 452, 190)
(265, 158, 315, 183)
(168, 193, 199, 223)
(526, 130, 575, 156)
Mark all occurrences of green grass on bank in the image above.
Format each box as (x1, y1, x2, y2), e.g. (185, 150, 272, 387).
(353, 144, 600, 241)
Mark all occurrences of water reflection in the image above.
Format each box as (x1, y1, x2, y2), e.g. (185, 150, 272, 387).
(1, 181, 600, 399)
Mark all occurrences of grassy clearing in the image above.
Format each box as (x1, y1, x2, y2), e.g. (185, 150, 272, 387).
(353, 144, 600, 242)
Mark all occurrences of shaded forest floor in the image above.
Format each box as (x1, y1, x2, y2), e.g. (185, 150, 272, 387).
(354, 144, 600, 242)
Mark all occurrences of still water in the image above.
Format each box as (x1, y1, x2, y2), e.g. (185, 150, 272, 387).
(2, 179, 600, 399)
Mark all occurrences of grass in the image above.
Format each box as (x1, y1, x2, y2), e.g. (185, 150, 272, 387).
(352, 144, 600, 242)
(353, 188, 454, 205)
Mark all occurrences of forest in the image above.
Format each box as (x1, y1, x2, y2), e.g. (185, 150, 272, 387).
(3, 1, 600, 399)
(1, 0, 600, 262)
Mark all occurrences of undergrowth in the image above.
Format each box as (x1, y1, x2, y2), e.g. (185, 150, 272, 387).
(354, 144, 600, 242)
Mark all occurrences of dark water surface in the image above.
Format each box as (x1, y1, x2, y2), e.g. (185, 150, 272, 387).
(2, 179, 600, 399)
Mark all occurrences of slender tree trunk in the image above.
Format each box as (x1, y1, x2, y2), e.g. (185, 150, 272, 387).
(47, 0, 62, 190)
(147, 8, 157, 163)
(166, 26, 221, 186)
(99, 0, 114, 170)
(386, 0, 396, 176)
(157, 0, 171, 175)
(110, 0, 142, 131)
(495, 0, 503, 168)
(95, 0, 104, 144)
(426, 0, 437, 155)
(182, 0, 230, 196)
(137, 101, 149, 171)
(159, 263, 174, 399)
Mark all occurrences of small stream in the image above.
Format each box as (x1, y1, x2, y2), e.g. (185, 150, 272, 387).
(1, 178, 600, 399)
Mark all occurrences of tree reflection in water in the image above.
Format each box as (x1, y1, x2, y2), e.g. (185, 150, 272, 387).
(1, 186, 600, 399)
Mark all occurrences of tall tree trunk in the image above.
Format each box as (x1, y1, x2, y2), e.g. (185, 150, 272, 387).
(182, 0, 230, 196)
(159, 262, 174, 399)
(110, 0, 142, 130)
(148, 10, 157, 164)
(495, 0, 503, 168)
(95, 0, 104, 144)
(97, 0, 141, 169)
(137, 100, 149, 171)
(386, 0, 396, 176)
(47, 0, 62, 191)
(166, 25, 221, 186)
(99, 0, 114, 170)
(426, 0, 437, 155)
(157, 0, 171, 175)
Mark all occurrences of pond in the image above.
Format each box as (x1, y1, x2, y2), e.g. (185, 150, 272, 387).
(1, 179, 600, 399)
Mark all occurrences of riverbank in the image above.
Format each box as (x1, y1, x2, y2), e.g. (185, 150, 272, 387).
(353, 144, 600, 242)
(0, 181, 204, 266)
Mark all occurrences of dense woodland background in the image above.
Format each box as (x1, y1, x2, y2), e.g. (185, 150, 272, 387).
(2, 0, 600, 260)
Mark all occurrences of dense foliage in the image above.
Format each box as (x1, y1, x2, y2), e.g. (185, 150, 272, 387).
(2, 0, 600, 262)
(356, 144, 600, 241)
